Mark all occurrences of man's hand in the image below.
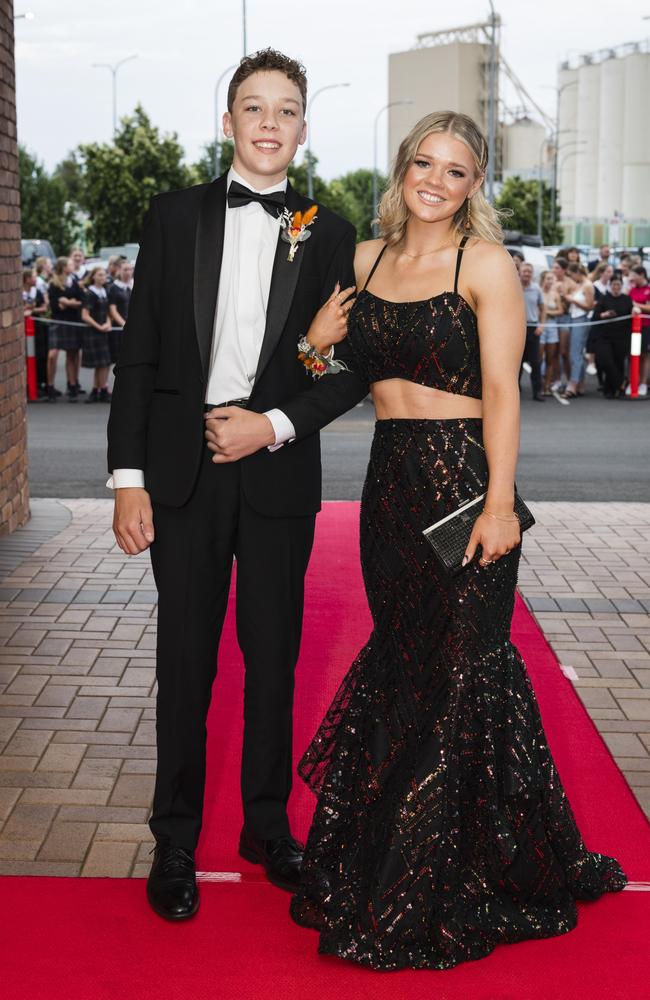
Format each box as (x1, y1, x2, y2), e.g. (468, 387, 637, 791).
(204, 407, 275, 463)
(535, 324, 543, 336)
(113, 487, 155, 555)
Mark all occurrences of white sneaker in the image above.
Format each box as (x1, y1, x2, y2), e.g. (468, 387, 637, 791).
(639, 383, 648, 396)
(626, 384, 632, 395)
(551, 388, 571, 406)
(522, 361, 532, 374)
(586, 363, 597, 376)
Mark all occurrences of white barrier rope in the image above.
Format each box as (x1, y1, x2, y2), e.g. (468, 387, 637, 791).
(541, 313, 642, 330)
(35, 313, 645, 332)
(31, 317, 123, 331)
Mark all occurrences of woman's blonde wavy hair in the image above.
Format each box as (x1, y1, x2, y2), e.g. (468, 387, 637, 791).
(378, 111, 508, 247)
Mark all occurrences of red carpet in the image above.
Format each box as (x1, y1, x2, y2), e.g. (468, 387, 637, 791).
(2, 502, 648, 999)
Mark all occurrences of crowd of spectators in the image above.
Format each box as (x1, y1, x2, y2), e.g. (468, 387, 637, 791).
(514, 244, 650, 403)
(22, 248, 133, 403)
(23, 241, 649, 408)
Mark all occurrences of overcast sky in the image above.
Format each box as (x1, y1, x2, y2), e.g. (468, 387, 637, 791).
(13, 0, 650, 180)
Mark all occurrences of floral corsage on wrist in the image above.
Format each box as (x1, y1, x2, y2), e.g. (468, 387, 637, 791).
(297, 337, 350, 379)
(279, 205, 318, 262)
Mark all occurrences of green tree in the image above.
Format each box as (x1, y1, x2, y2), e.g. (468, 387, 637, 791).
(287, 151, 333, 208)
(327, 169, 384, 242)
(52, 153, 83, 205)
(77, 105, 193, 249)
(495, 176, 563, 245)
(192, 139, 234, 184)
(18, 146, 78, 254)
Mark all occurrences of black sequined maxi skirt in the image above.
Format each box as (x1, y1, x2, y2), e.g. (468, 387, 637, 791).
(290, 418, 626, 971)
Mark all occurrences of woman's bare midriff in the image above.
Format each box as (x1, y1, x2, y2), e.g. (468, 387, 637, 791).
(371, 379, 483, 420)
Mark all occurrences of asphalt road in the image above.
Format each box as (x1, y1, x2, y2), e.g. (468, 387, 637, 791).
(27, 362, 649, 501)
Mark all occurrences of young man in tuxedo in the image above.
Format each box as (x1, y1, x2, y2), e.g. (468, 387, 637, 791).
(107, 49, 367, 921)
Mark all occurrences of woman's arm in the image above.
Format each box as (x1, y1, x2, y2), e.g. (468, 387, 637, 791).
(475, 244, 525, 512)
(463, 242, 525, 565)
(305, 239, 383, 355)
(81, 306, 105, 333)
(109, 303, 126, 327)
(567, 281, 594, 311)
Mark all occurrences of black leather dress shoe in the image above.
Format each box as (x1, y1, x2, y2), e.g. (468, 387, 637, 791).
(238, 828, 303, 892)
(147, 845, 199, 921)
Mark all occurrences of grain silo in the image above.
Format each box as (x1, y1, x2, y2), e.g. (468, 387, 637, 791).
(558, 42, 650, 246)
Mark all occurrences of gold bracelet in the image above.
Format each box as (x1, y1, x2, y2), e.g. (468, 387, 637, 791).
(482, 509, 519, 523)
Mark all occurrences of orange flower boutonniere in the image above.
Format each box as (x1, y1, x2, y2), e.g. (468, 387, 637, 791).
(279, 204, 318, 262)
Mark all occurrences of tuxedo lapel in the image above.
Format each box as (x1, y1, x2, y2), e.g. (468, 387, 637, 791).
(253, 182, 309, 388)
(193, 173, 227, 380)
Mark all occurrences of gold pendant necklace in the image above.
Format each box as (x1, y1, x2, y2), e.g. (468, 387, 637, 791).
(401, 238, 455, 259)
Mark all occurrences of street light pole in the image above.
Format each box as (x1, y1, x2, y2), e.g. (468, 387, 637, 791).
(537, 128, 577, 241)
(306, 83, 350, 199)
(242, 0, 247, 57)
(214, 64, 237, 178)
(537, 135, 547, 242)
(551, 80, 578, 223)
(92, 54, 138, 134)
(486, 1, 499, 203)
(373, 100, 413, 238)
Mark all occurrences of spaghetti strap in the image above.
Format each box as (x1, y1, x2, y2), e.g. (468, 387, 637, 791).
(363, 245, 388, 291)
(453, 235, 469, 295)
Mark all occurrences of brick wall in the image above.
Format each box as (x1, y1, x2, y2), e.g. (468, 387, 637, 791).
(0, 0, 29, 535)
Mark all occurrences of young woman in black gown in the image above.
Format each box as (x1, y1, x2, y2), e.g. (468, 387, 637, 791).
(289, 112, 627, 970)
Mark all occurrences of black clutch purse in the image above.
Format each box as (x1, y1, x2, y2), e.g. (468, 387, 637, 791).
(422, 492, 535, 576)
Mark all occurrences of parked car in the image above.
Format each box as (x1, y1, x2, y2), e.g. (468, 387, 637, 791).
(21, 239, 55, 266)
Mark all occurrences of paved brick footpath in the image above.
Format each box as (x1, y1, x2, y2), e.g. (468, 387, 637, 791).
(0, 499, 648, 877)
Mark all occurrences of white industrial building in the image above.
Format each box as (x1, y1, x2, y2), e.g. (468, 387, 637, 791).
(558, 42, 650, 247)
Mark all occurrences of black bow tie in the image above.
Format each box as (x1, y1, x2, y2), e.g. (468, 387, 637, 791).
(227, 180, 286, 218)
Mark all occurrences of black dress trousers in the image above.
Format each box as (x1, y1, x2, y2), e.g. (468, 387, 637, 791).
(148, 443, 316, 849)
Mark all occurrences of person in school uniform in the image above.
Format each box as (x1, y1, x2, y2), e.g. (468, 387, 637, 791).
(47, 256, 84, 402)
(69, 246, 88, 282)
(81, 266, 113, 403)
(22, 268, 48, 396)
(107, 260, 133, 366)
(106, 254, 127, 287)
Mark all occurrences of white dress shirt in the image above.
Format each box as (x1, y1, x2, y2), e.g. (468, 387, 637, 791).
(108, 167, 296, 490)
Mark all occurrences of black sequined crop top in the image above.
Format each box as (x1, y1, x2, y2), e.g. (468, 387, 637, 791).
(347, 235, 482, 399)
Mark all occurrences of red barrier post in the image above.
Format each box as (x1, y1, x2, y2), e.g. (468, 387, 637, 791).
(629, 313, 641, 399)
(24, 314, 38, 401)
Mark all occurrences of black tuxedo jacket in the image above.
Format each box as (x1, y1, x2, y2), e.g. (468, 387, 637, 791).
(107, 173, 368, 516)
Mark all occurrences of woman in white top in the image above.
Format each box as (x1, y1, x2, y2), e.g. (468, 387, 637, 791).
(539, 270, 563, 394)
(563, 262, 595, 399)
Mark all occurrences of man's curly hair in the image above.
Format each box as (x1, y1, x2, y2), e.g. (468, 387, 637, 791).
(227, 48, 307, 115)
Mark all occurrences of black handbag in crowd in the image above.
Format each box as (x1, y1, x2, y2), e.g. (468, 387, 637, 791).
(422, 492, 535, 576)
